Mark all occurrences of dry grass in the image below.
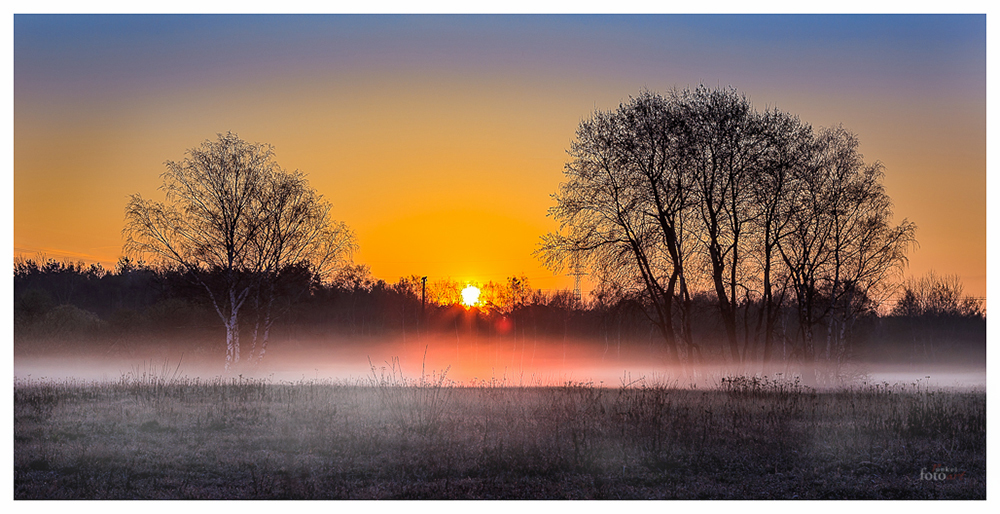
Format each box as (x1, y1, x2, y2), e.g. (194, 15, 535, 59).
(14, 368, 985, 499)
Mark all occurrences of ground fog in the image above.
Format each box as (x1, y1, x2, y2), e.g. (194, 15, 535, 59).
(13, 333, 986, 390)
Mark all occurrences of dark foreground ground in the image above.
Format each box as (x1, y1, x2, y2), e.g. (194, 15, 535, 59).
(14, 373, 985, 499)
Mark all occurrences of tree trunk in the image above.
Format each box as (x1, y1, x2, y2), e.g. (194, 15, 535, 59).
(709, 243, 740, 363)
(225, 312, 239, 371)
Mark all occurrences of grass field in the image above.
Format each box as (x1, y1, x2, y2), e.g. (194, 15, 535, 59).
(14, 367, 985, 499)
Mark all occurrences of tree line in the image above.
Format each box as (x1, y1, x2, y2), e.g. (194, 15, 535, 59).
(12, 257, 600, 351)
(14, 255, 982, 369)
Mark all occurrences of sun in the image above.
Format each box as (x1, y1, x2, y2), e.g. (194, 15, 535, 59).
(461, 285, 481, 307)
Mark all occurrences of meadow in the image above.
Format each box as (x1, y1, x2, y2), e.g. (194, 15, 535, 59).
(14, 366, 985, 499)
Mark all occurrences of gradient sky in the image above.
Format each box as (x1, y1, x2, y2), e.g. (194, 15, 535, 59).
(12, 14, 986, 299)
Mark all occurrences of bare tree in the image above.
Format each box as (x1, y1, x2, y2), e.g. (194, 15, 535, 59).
(540, 86, 916, 375)
(745, 109, 814, 368)
(816, 126, 916, 364)
(777, 126, 915, 381)
(893, 271, 982, 318)
(619, 91, 701, 364)
(673, 86, 772, 364)
(244, 169, 356, 364)
(124, 132, 356, 370)
(538, 95, 684, 365)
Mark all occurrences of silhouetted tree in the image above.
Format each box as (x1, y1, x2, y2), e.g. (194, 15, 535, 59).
(243, 169, 355, 363)
(885, 272, 984, 363)
(124, 132, 356, 369)
(777, 126, 915, 379)
(540, 86, 916, 375)
(538, 91, 694, 368)
(891, 271, 982, 319)
(745, 108, 813, 367)
(672, 86, 771, 364)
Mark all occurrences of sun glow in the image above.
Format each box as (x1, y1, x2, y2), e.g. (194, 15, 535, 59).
(460, 285, 481, 307)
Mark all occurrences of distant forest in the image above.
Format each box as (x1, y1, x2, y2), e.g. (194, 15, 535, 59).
(13, 256, 984, 368)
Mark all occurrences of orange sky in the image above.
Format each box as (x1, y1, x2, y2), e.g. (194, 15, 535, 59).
(12, 15, 987, 300)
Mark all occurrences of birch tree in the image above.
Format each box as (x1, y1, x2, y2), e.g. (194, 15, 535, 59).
(124, 132, 356, 370)
(777, 126, 915, 381)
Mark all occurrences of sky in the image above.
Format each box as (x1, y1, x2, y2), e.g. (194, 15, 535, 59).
(11, 14, 987, 300)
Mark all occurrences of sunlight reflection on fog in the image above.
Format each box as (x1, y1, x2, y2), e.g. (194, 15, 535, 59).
(12, 334, 986, 391)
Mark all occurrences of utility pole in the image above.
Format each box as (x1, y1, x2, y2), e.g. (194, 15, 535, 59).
(421, 276, 428, 333)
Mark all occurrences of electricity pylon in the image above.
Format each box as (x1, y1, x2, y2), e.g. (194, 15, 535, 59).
(568, 254, 587, 302)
